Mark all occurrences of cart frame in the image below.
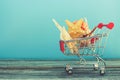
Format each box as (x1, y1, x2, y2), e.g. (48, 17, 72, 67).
(59, 22, 114, 75)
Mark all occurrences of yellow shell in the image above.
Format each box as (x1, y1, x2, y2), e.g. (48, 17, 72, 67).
(65, 18, 91, 39)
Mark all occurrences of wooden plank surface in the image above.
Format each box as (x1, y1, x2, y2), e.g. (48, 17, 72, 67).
(0, 60, 120, 80)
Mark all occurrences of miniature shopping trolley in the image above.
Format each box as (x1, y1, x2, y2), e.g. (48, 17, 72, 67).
(59, 22, 114, 75)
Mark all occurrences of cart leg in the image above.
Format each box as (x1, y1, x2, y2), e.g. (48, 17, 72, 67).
(78, 56, 86, 65)
(98, 56, 106, 67)
(94, 55, 106, 75)
(94, 55, 106, 68)
(97, 56, 106, 75)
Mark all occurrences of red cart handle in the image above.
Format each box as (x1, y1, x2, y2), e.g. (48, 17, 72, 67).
(97, 22, 114, 29)
(83, 22, 114, 38)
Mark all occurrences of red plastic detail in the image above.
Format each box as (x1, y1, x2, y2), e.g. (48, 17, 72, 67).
(59, 40, 65, 53)
(107, 22, 114, 29)
(91, 38, 98, 44)
(91, 38, 95, 44)
(97, 22, 114, 30)
(97, 23, 104, 29)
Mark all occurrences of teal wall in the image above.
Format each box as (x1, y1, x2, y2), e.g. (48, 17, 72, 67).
(0, 0, 119, 60)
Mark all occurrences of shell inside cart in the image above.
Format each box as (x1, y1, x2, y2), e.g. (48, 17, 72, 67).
(53, 19, 114, 75)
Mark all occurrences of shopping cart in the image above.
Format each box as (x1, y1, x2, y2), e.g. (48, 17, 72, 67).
(59, 22, 114, 75)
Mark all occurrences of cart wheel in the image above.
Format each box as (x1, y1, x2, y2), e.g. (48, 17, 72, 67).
(67, 69, 73, 75)
(93, 63, 98, 71)
(100, 67, 105, 75)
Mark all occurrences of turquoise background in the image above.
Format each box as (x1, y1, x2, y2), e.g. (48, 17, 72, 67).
(0, 0, 119, 60)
